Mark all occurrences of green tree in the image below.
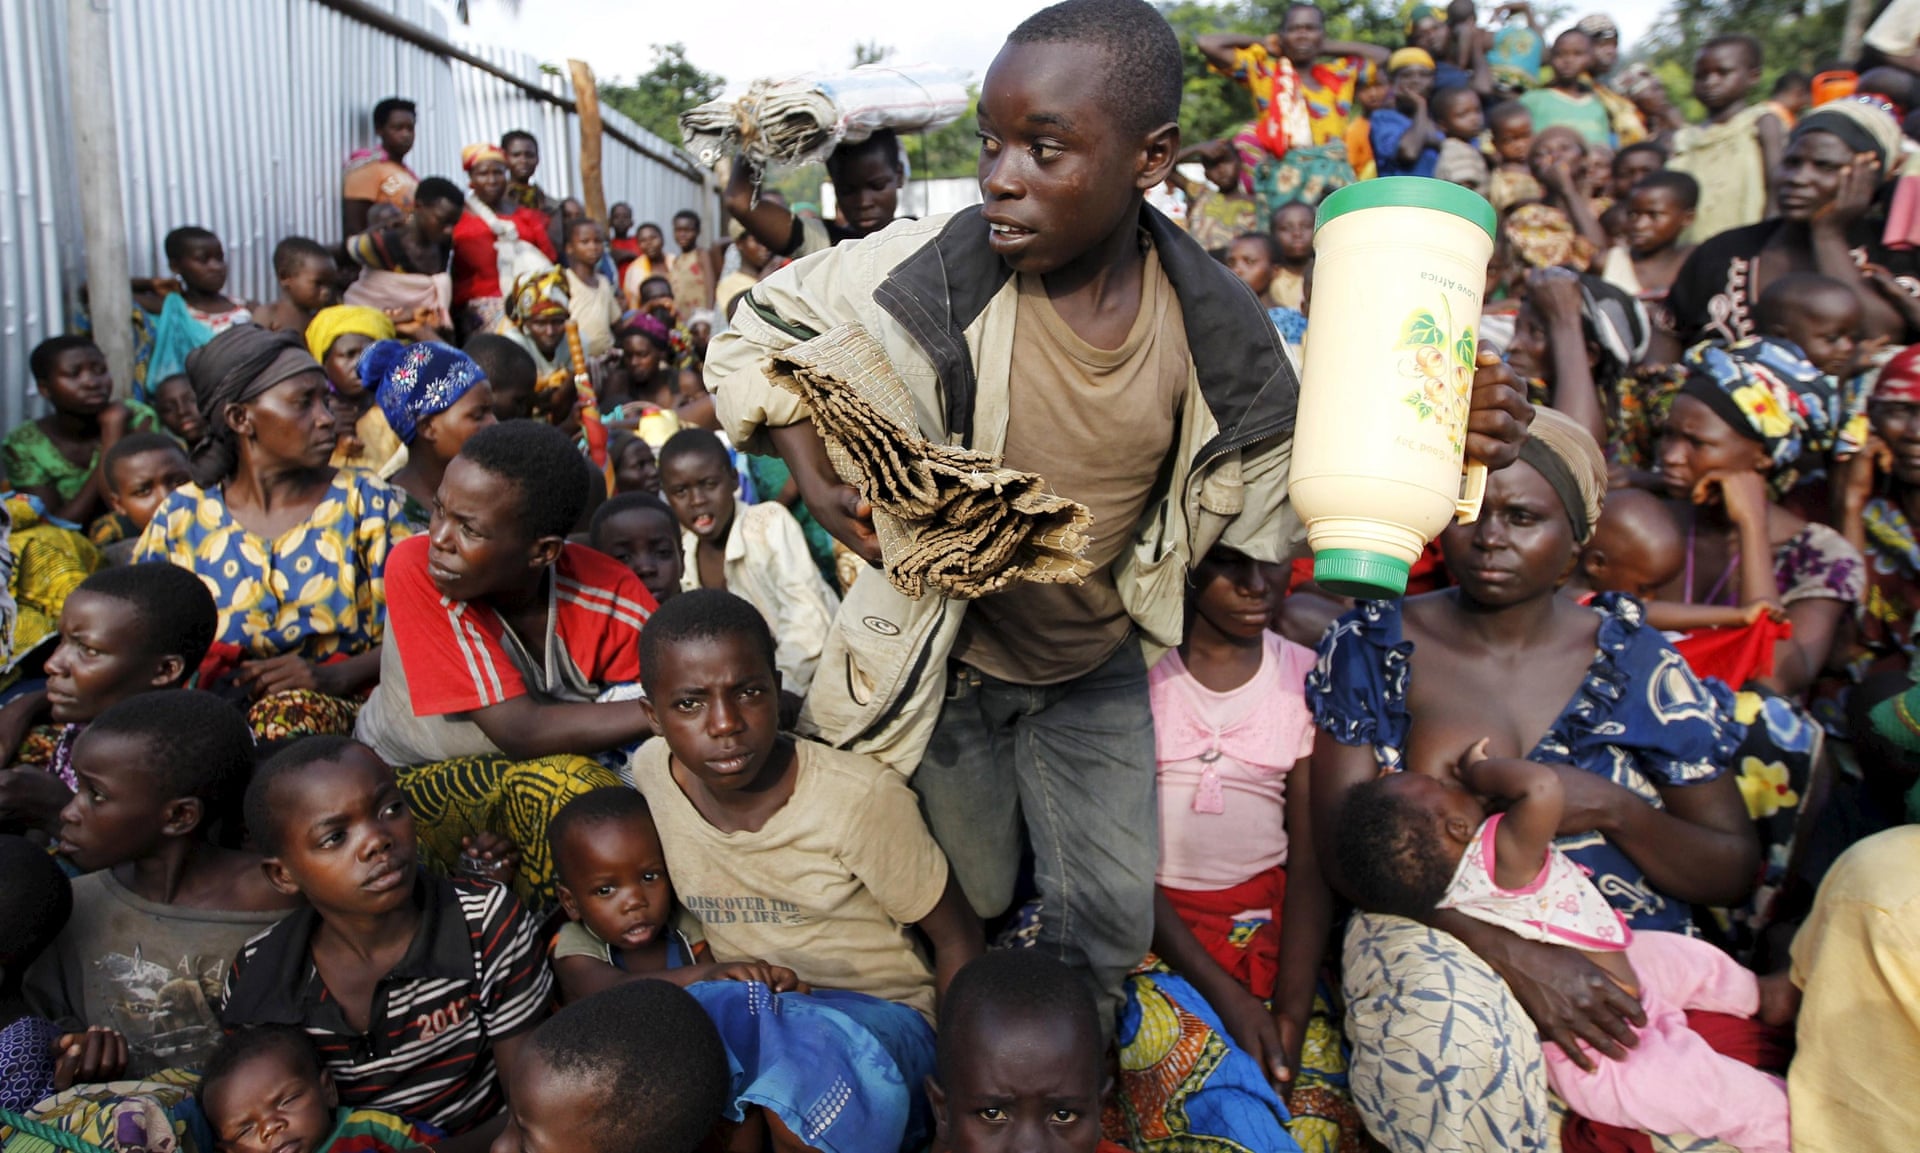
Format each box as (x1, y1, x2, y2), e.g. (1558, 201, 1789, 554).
(598, 43, 726, 144)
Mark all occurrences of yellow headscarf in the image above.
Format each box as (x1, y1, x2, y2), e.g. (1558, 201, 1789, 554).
(305, 305, 397, 363)
(508, 269, 571, 323)
(1387, 47, 1436, 74)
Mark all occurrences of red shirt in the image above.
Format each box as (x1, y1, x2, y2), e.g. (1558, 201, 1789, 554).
(384, 535, 653, 716)
(449, 205, 557, 307)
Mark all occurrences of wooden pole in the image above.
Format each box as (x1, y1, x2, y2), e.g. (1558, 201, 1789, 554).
(1842, 0, 1872, 63)
(68, 0, 135, 398)
(568, 59, 607, 222)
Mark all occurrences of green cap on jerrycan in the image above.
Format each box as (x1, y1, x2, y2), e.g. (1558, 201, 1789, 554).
(1312, 549, 1411, 599)
(1313, 176, 1497, 240)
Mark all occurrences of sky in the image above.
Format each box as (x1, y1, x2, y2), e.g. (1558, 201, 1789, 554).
(452, 0, 1674, 96)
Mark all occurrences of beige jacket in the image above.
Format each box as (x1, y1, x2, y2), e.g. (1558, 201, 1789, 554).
(708, 207, 1303, 772)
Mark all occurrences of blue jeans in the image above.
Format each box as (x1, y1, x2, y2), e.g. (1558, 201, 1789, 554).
(910, 640, 1157, 1029)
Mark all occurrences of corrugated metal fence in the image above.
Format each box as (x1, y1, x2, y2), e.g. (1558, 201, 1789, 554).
(0, 0, 712, 428)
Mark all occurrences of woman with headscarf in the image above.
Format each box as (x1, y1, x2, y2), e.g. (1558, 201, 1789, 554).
(1664, 98, 1920, 356)
(1306, 406, 1757, 1151)
(1198, 4, 1390, 209)
(364, 341, 497, 528)
(306, 304, 403, 473)
(1654, 338, 1865, 696)
(1502, 267, 1656, 473)
(499, 269, 572, 380)
(134, 326, 414, 740)
(449, 143, 556, 339)
(1835, 343, 1920, 683)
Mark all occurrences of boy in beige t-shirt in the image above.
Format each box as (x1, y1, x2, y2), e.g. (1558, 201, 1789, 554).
(627, 588, 982, 1149)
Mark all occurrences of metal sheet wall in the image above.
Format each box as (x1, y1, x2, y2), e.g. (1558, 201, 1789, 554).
(0, 0, 710, 429)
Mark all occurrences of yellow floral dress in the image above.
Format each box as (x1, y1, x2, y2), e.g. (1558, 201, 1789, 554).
(133, 468, 413, 737)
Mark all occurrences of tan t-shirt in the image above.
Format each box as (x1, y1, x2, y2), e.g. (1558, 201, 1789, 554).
(955, 244, 1188, 685)
(628, 737, 949, 1022)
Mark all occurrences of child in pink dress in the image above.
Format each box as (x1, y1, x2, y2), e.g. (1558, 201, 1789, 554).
(1335, 740, 1791, 1153)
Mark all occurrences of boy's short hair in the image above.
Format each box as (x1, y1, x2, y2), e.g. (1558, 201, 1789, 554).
(567, 216, 602, 243)
(530, 981, 730, 1153)
(637, 276, 673, 302)
(1701, 34, 1762, 70)
(936, 950, 1100, 1084)
(588, 492, 675, 543)
(1430, 85, 1477, 118)
(1232, 231, 1283, 265)
(415, 177, 465, 212)
(656, 429, 732, 477)
(82, 563, 218, 675)
(198, 1024, 325, 1111)
(827, 131, 905, 182)
(28, 335, 100, 384)
(639, 589, 777, 697)
(1487, 100, 1531, 129)
(164, 226, 218, 262)
(1633, 169, 1700, 210)
(272, 236, 333, 280)
(1005, 0, 1182, 136)
(373, 97, 416, 129)
(672, 209, 700, 227)
(458, 421, 591, 540)
(548, 786, 652, 870)
(245, 735, 362, 855)
(501, 129, 536, 152)
(104, 432, 190, 493)
(87, 690, 255, 811)
(1334, 775, 1458, 920)
(1613, 141, 1667, 172)
(0, 833, 72, 972)
(462, 332, 536, 396)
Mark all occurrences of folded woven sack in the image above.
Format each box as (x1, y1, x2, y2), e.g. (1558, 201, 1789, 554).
(763, 323, 1092, 599)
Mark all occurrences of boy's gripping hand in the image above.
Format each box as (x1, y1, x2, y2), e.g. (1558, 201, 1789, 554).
(1466, 349, 1534, 472)
(770, 423, 880, 564)
(458, 832, 520, 889)
(53, 1027, 127, 1090)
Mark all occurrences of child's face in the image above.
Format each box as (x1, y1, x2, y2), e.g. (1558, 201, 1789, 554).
(106, 447, 193, 531)
(323, 333, 375, 398)
(1225, 238, 1276, 296)
(173, 237, 230, 295)
(555, 813, 674, 953)
(427, 457, 548, 602)
(1203, 151, 1242, 194)
(609, 204, 633, 236)
(505, 136, 540, 183)
(1583, 145, 1613, 194)
(263, 748, 418, 915)
(1693, 43, 1757, 111)
(673, 216, 700, 252)
(205, 1050, 336, 1153)
(1624, 186, 1691, 255)
(1358, 79, 1391, 113)
(567, 222, 605, 268)
(689, 321, 712, 355)
(282, 256, 340, 313)
(43, 592, 172, 725)
(1611, 149, 1664, 199)
(595, 506, 680, 604)
(640, 634, 782, 797)
(1777, 289, 1863, 379)
(977, 39, 1172, 277)
(1436, 95, 1486, 141)
(929, 1009, 1108, 1153)
(57, 729, 175, 872)
(1548, 33, 1594, 84)
(1528, 127, 1586, 182)
(636, 225, 665, 261)
(1271, 204, 1315, 263)
(1393, 65, 1436, 107)
(831, 151, 904, 238)
(416, 384, 498, 465)
(1190, 548, 1273, 642)
(38, 345, 113, 418)
(153, 376, 206, 444)
(661, 452, 737, 543)
(525, 315, 567, 359)
(613, 438, 662, 495)
(1492, 115, 1534, 164)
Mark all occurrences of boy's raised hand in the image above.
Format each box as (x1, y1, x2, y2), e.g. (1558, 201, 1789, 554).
(52, 1027, 127, 1090)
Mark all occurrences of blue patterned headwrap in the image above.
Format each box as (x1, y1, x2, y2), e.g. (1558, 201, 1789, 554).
(361, 340, 488, 445)
(1680, 337, 1838, 491)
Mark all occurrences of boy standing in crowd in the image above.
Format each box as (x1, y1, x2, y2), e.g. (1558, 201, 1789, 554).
(709, 0, 1528, 1027)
